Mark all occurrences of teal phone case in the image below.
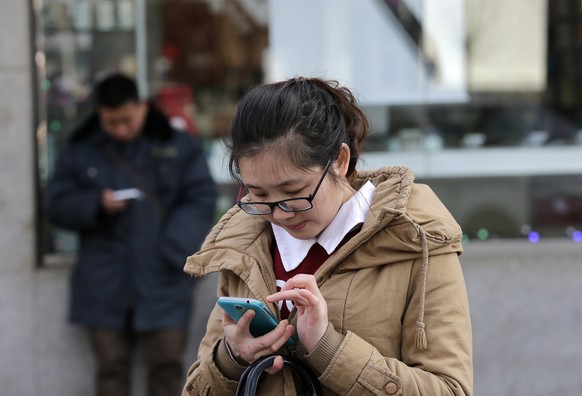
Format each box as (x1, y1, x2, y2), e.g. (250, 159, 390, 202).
(217, 297, 296, 346)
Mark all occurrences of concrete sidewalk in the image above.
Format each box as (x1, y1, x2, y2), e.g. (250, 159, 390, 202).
(462, 239, 582, 395)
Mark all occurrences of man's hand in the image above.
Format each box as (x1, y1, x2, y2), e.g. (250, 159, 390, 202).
(101, 189, 129, 214)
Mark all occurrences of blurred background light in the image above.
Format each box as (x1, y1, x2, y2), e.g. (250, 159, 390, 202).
(528, 231, 540, 243)
(477, 228, 489, 240)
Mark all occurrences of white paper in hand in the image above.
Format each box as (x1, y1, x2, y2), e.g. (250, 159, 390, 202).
(112, 188, 143, 201)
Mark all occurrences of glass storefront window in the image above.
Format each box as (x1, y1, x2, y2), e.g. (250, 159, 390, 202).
(35, 0, 142, 257)
(266, 0, 582, 241)
(34, 0, 268, 261)
(34, 0, 582, 264)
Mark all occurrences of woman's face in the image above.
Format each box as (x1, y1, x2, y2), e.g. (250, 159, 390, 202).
(238, 151, 352, 240)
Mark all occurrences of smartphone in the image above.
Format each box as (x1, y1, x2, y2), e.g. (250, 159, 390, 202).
(112, 188, 142, 201)
(217, 297, 296, 346)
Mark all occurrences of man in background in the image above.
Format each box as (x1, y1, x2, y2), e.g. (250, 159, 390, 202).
(47, 73, 217, 396)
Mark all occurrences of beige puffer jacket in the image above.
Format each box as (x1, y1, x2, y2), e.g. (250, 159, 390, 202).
(183, 166, 472, 396)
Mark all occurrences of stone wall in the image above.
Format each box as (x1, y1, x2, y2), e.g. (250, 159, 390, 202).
(0, 0, 37, 394)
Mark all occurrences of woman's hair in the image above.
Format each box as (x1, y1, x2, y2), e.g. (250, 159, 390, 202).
(227, 77, 369, 182)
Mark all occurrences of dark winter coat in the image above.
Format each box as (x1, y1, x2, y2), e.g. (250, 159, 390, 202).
(47, 106, 217, 331)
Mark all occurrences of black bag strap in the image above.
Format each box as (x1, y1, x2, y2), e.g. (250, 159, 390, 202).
(104, 144, 166, 221)
(235, 355, 323, 396)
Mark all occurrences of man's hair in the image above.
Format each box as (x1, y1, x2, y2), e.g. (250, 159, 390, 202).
(95, 73, 139, 108)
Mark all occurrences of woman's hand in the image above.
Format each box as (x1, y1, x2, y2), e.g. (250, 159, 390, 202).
(222, 309, 294, 373)
(266, 274, 328, 353)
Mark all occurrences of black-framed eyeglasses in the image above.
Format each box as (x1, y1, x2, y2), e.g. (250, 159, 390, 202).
(236, 160, 332, 215)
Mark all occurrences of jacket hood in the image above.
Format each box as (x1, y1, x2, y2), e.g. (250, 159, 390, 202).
(344, 166, 463, 269)
(188, 166, 462, 268)
(185, 166, 463, 350)
(350, 166, 463, 350)
(69, 102, 174, 144)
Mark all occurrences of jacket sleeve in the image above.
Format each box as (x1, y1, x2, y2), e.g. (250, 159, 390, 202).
(305, 253, 473, 396)
(46, 149, 105, 231)
(159, 140, 217, 271)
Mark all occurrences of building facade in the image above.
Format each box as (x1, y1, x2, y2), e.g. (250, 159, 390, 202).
(2, 0, 582, 395)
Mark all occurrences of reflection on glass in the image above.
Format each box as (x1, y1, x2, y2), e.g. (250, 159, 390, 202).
(96, 0, 115, 31)
(72, 0, 92, 30)
(33, 0, 582, 257)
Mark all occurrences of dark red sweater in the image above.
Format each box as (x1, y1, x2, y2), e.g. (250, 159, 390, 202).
(272, 227, 360, 319)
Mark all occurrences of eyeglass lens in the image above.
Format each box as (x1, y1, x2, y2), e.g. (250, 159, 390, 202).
(240, 198, 312, 214)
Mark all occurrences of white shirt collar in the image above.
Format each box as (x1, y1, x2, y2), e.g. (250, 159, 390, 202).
(272, 181, 376, 272)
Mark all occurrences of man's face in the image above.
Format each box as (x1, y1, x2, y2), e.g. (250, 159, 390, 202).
(98, 101, 147, 143)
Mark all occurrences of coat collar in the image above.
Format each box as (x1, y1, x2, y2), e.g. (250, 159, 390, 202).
(185, 166, 462, 278)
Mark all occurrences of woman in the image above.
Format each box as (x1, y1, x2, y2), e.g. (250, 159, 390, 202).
(182, 77, 472, 395)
